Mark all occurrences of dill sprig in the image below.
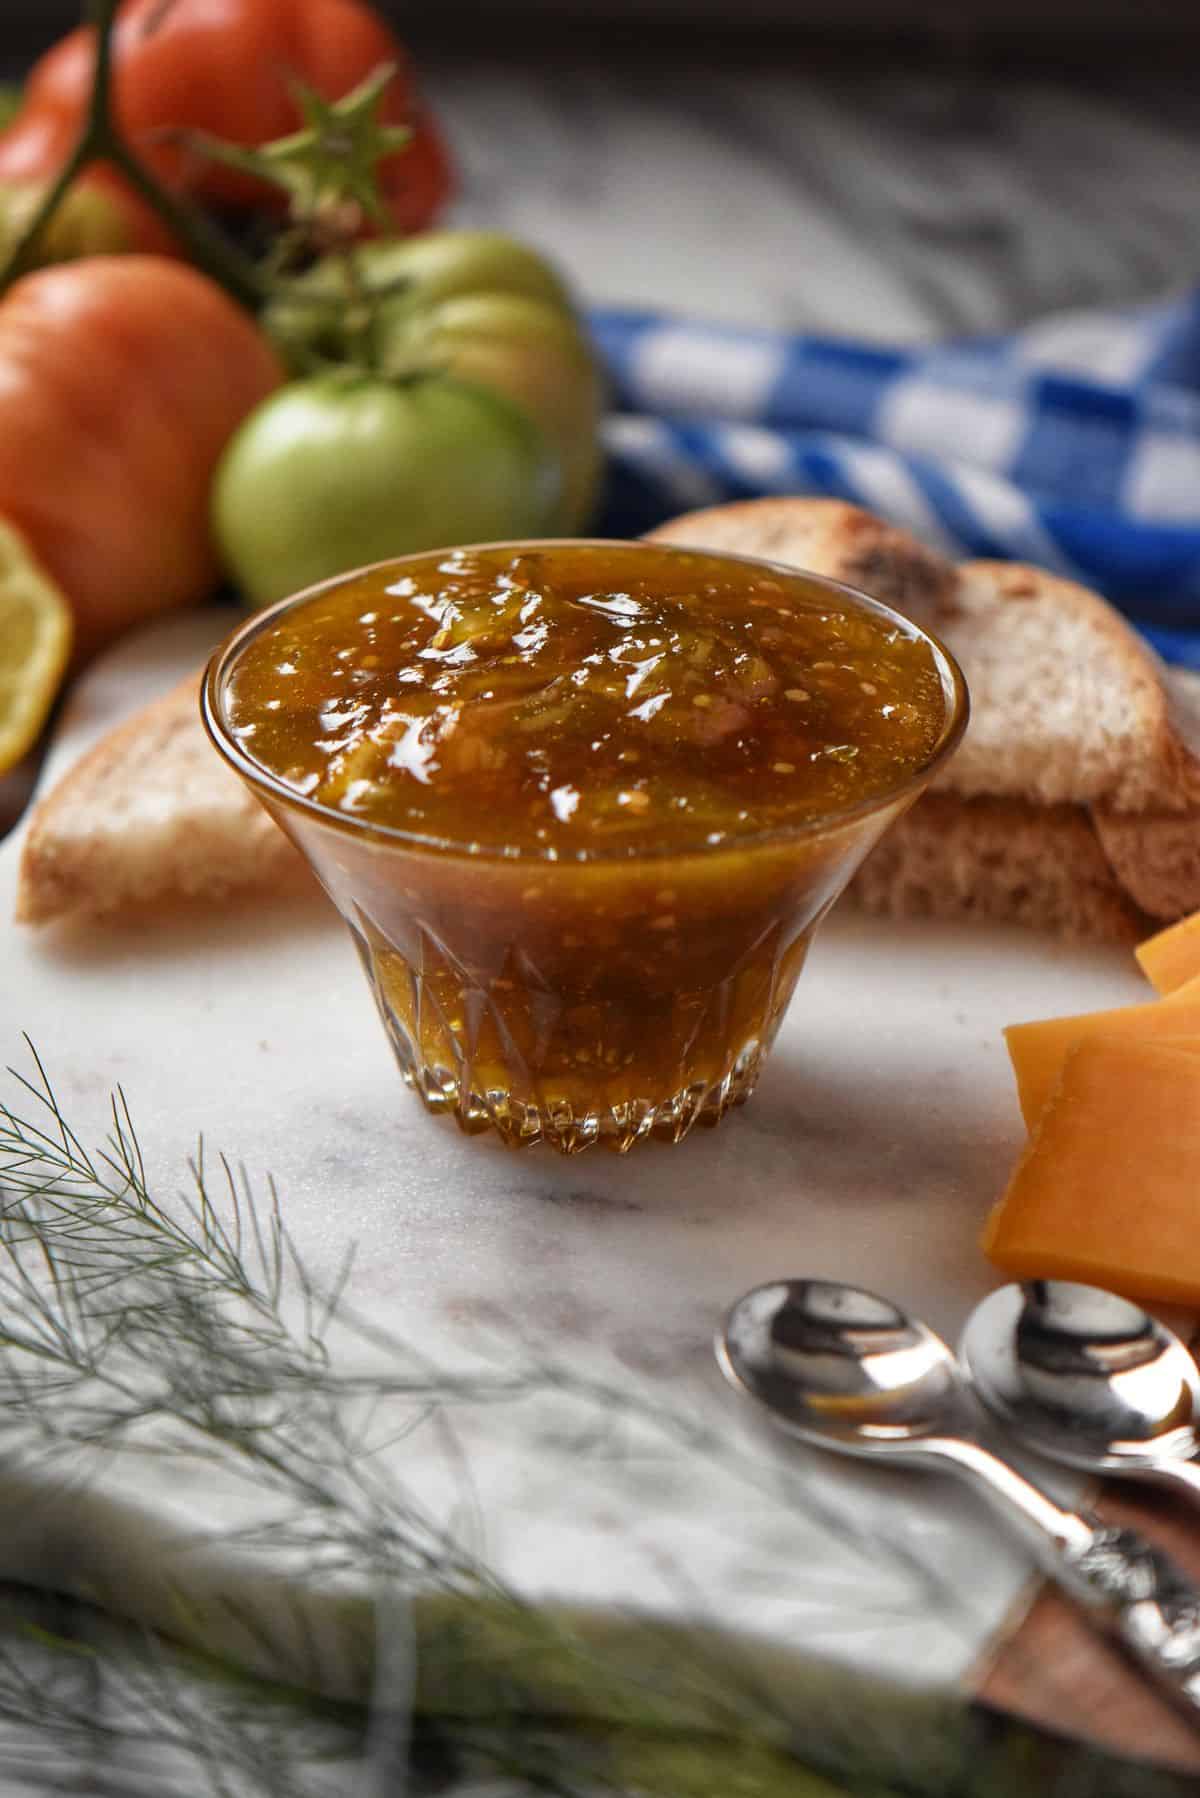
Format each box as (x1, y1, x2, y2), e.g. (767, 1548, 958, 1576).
(0, 1039, 1187, 1798)
(0, 1039, 878, 1791)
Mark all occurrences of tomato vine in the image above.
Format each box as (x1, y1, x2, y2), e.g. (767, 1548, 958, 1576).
(0, 0, 267, 306)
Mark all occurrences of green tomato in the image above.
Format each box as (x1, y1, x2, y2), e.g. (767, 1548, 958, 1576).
(266, 230, 576, 370)
(212, 371, 563, 611)
(359, 229, 577, 312)
(408, 292, 604, 533)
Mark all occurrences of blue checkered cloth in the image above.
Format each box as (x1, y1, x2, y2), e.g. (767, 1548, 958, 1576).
(589, 291, 1200, 668)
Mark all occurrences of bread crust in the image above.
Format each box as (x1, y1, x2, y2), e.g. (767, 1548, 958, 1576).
(1091, 668, 1200, 920)
(1091, 807, 1200, 922)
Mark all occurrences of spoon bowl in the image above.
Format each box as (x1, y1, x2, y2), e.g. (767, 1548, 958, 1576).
(960, 1281, 1200, 1485)
(717, 1278, 973, 1458)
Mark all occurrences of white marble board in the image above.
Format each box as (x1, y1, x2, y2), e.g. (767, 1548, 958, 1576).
(0, 610, 1149, 1696)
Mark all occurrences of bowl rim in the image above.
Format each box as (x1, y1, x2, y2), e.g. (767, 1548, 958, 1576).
(201, 538, 969, 866)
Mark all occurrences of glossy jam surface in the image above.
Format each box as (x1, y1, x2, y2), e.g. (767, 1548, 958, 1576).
(225, 543, 949, 855)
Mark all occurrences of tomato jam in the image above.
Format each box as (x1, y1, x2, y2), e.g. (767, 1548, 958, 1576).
(226, 543, 948, 853)
(209, 542, 965, 1153)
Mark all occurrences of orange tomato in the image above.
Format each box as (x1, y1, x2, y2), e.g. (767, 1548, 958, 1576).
(0, 255, 283, 657)
(0, 0, 453, 242)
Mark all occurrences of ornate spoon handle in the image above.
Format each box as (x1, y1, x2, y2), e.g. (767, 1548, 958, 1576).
(1063, 1524, 1200, 1714)
(927, 1436, 1200, 1723)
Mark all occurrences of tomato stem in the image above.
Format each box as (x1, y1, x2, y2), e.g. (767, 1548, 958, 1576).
(337, 243, 382, 374)
(86, 0, 117, 135)
(107, 140, 266, 309)
(0, 0, 117, 287)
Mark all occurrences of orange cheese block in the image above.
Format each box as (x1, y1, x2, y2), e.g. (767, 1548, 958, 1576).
(1004, 974, 1200, 1129)
(983, 1036, 1200, 1307)
(1136, 911, 1200, 996)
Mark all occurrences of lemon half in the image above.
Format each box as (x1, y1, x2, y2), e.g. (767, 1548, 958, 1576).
(0, 520, 72, 776)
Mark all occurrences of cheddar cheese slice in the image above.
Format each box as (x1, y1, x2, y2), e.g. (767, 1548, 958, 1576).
(983, 1036, 1200, 1307)
(1136, 912, 1200, 997)
(1005, 974, 1200, 1129)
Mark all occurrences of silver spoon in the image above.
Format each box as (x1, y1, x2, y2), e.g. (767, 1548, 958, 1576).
(718, 1279, 1200, 1721)
(961, 1281, 1200, 1502)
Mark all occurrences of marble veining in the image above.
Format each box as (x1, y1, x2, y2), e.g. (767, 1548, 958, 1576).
(430, 56, 1200, 339)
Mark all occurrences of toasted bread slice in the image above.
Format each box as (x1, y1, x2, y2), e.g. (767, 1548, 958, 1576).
(851, 794, 1148, 943)
(652, 501, 1200, 816)
(928, 562, 1200, 814)
(1093, 805, 1200, 921)
(1085, 670, 1200, 922)
(648, 496, 1200, 935)
(646, 497, 958, 622)
(15, 672, 307, 926)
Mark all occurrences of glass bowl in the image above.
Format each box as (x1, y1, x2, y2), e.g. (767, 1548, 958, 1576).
(202, 541, 967, 1154)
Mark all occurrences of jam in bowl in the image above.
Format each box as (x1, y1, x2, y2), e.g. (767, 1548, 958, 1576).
(202, 541, 967, 1153)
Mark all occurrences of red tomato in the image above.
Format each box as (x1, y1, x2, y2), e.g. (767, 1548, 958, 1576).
(0, 0, 453, 240)
(0, 255, 283, 656)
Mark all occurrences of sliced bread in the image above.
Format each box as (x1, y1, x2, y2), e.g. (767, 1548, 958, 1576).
(852, 794, 1147, 943)
(926, 562, 1200, 815)
(646, 497, 1200, 936)
(15, 672, 308, 926)
(646, 496, 958, 625)
(648, 502, 1200, 815)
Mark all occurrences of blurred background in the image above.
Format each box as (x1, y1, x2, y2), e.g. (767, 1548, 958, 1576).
(7, 2, 1200, 339)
